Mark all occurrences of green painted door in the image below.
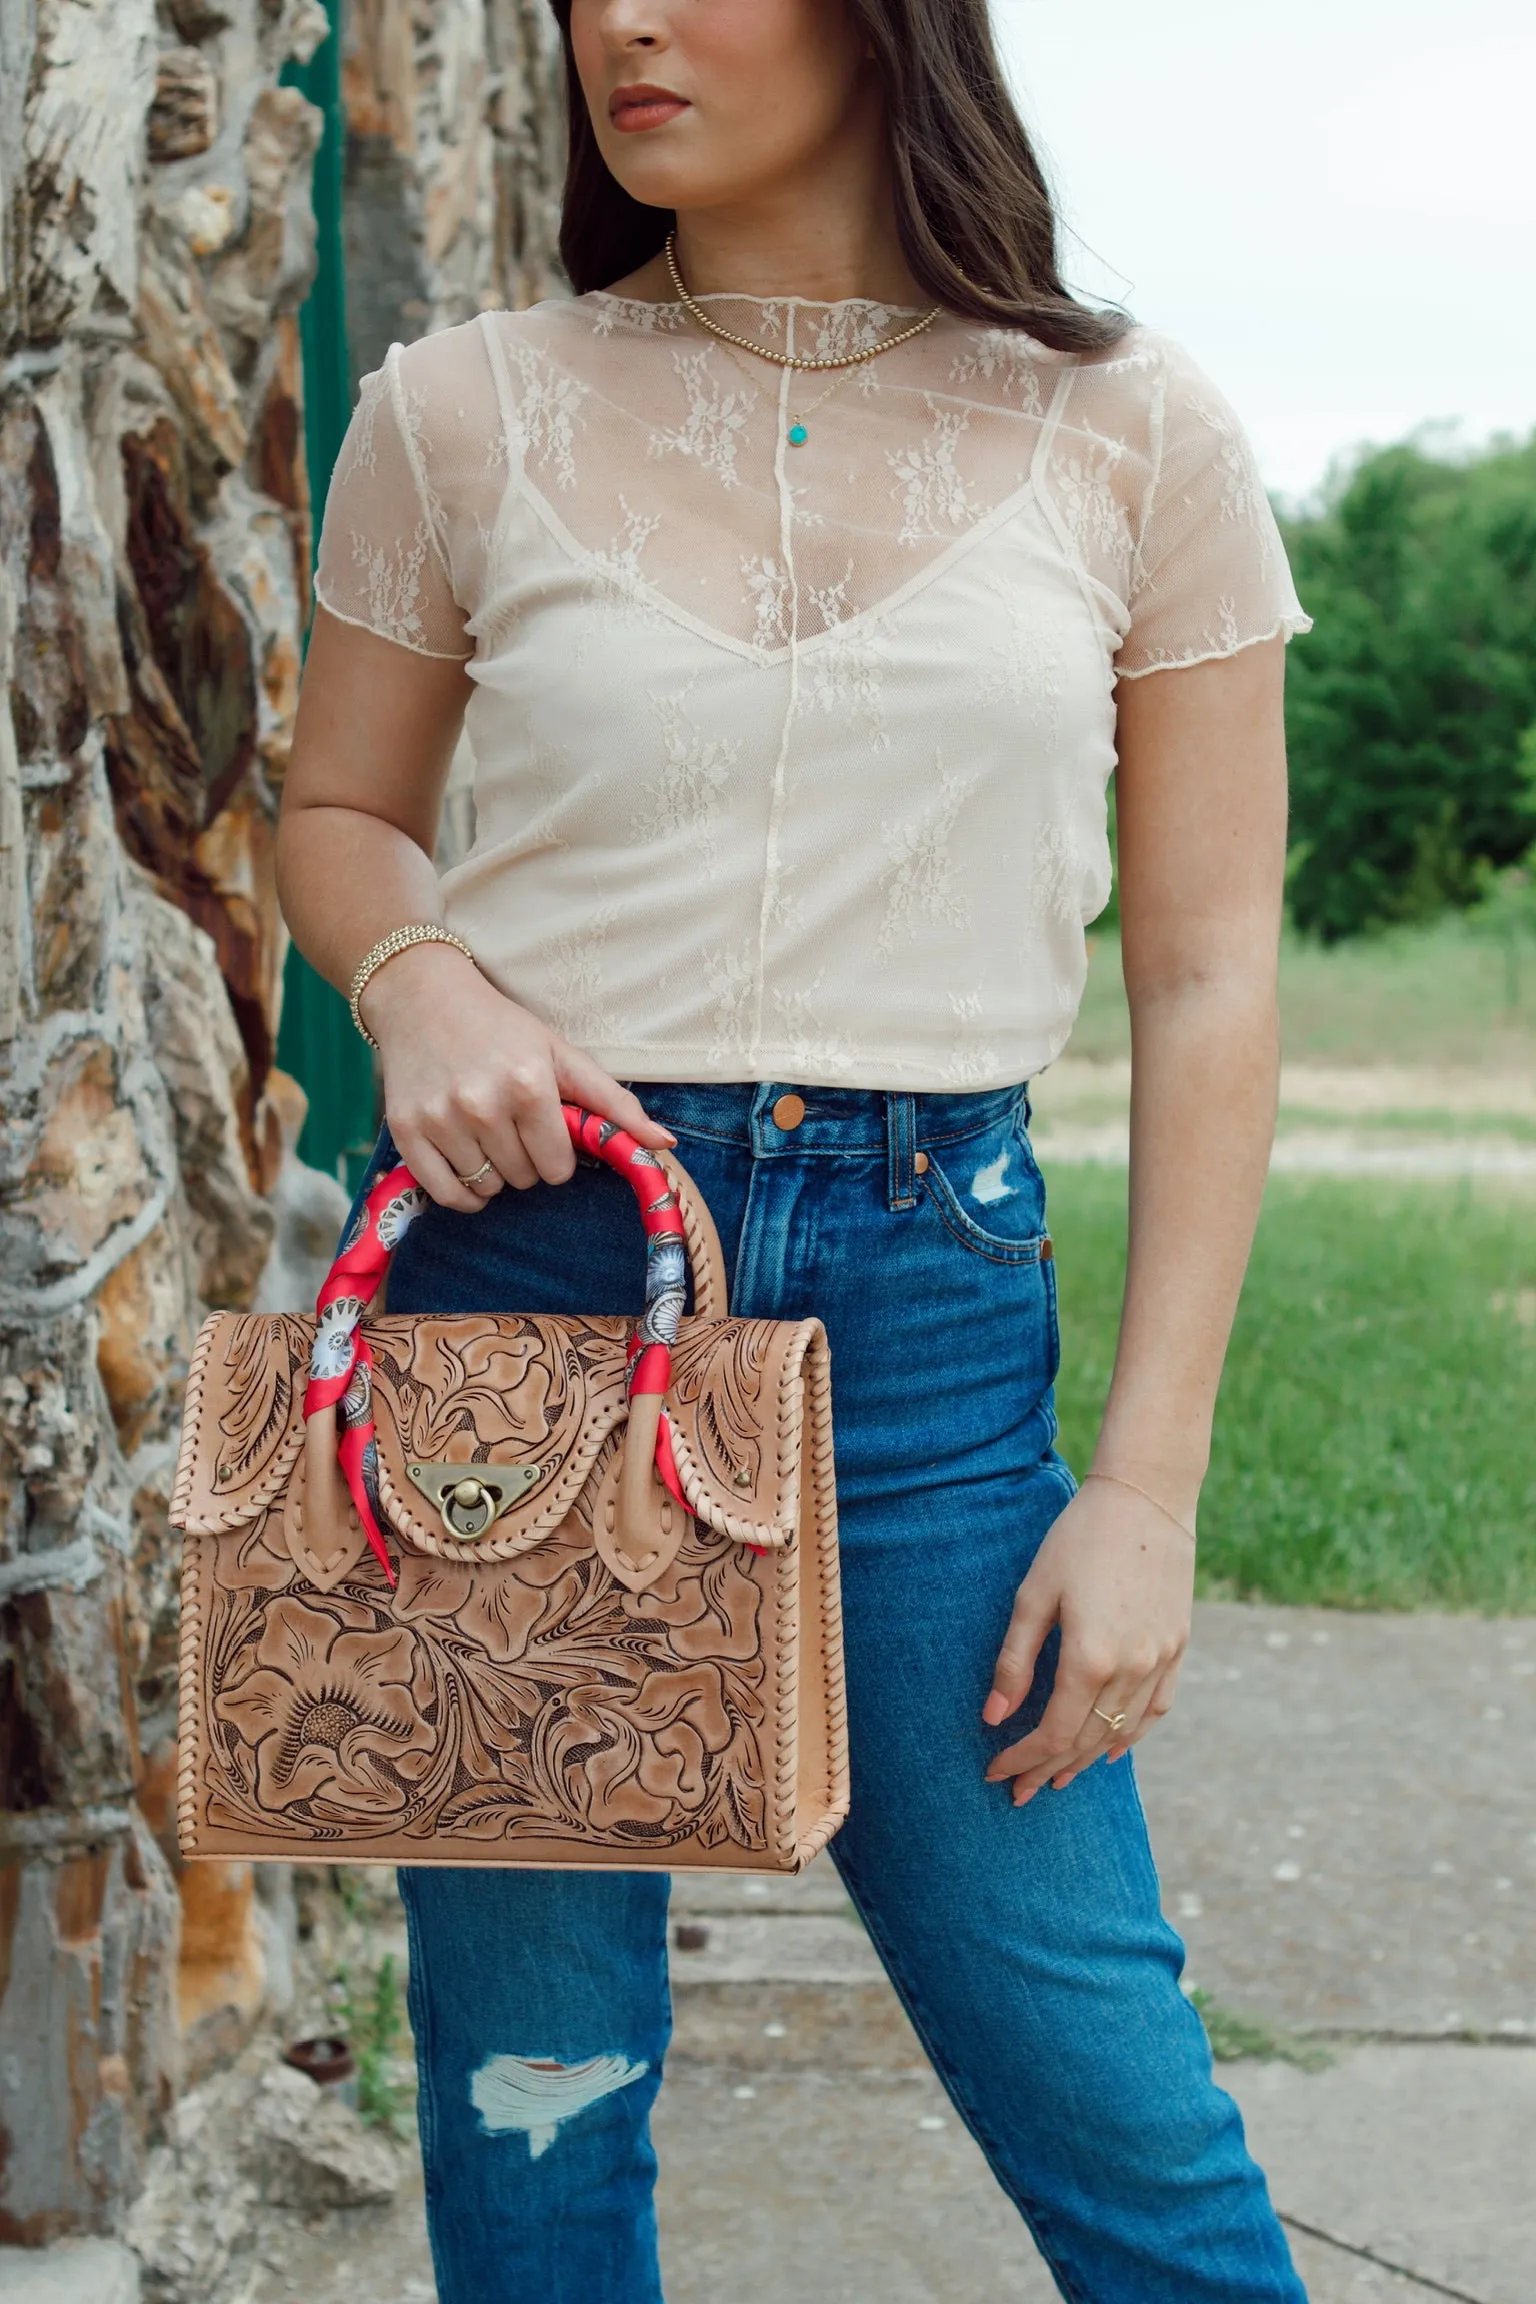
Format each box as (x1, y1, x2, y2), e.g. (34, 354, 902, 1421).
(277, 1, 379, 1189)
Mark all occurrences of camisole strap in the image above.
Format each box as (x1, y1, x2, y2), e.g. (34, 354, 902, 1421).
(476, 311, 527, 480)
(1029, 361, 1132, 633)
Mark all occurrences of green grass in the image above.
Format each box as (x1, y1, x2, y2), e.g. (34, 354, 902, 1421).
(1189, 1990, 1332, 2070)
(332, 1952, 412, 2134)
(1048, 1168, 1536, 1613)
(1070, 917, 1536, 1072)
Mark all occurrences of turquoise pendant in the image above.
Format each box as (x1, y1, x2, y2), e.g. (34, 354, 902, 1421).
(787, 422, 808, 447)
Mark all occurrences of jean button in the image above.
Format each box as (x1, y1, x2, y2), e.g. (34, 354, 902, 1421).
(771, 1092, 806, 1131)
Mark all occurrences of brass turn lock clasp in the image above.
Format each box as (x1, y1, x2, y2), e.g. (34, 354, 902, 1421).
(406, 1462, 542, 1539)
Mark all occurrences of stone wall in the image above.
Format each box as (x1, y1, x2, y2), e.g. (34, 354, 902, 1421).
(342, 0, 563, 384)
(0, 0, 570, 2248)
(0, 0, 330, 2242)
(340, 0, 566, 884)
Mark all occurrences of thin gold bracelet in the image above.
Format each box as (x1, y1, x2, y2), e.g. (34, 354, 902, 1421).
(1083, 1470, 1197, 1544)
(348, 925, 478, 1050)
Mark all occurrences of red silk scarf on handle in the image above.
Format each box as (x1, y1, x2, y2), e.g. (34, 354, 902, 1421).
(303, 1106, 690, 1587)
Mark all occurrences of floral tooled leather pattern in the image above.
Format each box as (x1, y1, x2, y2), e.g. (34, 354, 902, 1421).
(176, 1306, 834, 1856)
(215, 1593, 437, 1815)
(200, 1505, 771, 1850)
(179, 1313, 805, 1551)
(366, 1316, 623, 1555)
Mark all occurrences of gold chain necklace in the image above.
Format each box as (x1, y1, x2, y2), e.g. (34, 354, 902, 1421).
(663, 232, 940, 447)
(711, 329, 867, 449)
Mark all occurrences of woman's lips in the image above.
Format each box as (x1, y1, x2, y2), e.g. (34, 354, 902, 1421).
(610, 86, 689, 133)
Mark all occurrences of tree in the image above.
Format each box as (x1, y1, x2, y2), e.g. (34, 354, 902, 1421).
(1281, 434, 1536, 940)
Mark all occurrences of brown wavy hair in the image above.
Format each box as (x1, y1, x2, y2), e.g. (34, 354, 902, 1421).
(546, 0, 1127, 353)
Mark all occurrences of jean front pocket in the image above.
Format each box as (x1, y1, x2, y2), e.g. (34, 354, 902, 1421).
(911, 1106, 1062, 1428)
(919, 1111, 1051, 1266)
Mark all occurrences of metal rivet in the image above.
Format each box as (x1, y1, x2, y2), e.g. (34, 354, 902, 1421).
(216, 1465, 231, 1481)
(452, 1477, 485, 1508)
(771, 1092, 806, 1131)
(733, 1467, 753, 1489)
(913, 1151, 929, 1175)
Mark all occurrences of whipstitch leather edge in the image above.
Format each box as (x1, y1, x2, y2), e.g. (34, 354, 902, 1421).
(771, 1478, 802, 1869)
(673, 1165, 726, 1318)
(175, 1313, 308, 1536)
(176, 1531, 205, 1858)
(797, 1332, 849, 1865)
(169, 1313, 219, 1530)
(664, 1315, 822, 1547)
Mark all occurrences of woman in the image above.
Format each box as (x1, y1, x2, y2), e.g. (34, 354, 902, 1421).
(279, 1, 1310, 2296)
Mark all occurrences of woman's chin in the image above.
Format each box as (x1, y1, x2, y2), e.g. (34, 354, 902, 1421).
(592, 144, 764, 222)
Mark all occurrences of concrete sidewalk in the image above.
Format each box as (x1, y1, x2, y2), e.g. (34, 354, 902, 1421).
(667, 1602, 1536, 2027)
(243, 1599, 1534, 2304)
(1138, 1602, 1536, 2039)
(222, 2008, 1535, 2304)
(651, 1599, 1536, 2300)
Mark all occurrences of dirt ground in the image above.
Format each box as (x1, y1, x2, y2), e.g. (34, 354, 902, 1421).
(1028, 1057, 1536, 1174)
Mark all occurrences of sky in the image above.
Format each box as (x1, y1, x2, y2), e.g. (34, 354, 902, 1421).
(993, 0, 1536, 503)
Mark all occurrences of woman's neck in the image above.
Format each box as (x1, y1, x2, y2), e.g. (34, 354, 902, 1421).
(615, 95, 925, 309)
(670, 202, 922, 307)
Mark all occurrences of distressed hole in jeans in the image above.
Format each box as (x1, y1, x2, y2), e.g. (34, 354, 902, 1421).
(970, 1149, 1014, 1205)
(469, 2052, 648, 2158)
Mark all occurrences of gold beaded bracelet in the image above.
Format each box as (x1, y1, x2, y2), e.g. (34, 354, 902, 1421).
(1083, 1470, 1197, 1544)
(348, 925, 478, 1050)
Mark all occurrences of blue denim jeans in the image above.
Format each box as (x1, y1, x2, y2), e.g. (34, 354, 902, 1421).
(368, 1082, 1303, 2304)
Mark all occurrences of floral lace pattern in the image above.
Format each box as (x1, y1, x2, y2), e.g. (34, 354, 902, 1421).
(877, 756, 979, 956)
(636, 686, 742, 879)
(314, 295, 1309, 1090)
(649, 351, 756, 489)
(889, 403, 973, 545)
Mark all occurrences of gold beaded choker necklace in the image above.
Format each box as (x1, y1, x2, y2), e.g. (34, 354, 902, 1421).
(663, 232, 940, 447)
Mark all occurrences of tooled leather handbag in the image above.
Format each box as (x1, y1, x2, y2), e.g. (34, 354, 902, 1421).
(171, 1107, 848, 1873)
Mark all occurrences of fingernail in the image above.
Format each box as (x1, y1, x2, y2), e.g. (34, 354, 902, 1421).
(660, 1129, 677, 1145)
(982, 1691, 1008, 1726)
(1013, 1786, 1033, 1807)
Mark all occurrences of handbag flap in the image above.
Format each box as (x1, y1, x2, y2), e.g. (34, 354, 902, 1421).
(171, 1313, 313, 1532)
(172, 1309, 822, 1554)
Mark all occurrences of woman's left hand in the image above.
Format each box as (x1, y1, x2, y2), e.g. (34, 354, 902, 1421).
(982, 1476, 1196, 1803)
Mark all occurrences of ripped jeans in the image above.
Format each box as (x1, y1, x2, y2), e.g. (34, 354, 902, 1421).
(378, 1082, 1305, 2304)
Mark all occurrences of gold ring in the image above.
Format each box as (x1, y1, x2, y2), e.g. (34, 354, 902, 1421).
(1093, 1704, 1129, 1734)
(455, 1157, 495, 1188)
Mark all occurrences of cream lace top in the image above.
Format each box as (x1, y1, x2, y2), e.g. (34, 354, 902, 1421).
(314, 292, 1310, 1090)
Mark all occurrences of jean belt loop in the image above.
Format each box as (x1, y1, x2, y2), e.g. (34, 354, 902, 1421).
(886, 1092, 918, 1212)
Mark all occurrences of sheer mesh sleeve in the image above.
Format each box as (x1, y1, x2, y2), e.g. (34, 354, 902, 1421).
(314, 343, 473, 660)
(1116, 338, 1311, 680)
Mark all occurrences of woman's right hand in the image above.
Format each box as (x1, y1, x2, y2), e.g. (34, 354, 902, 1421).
(358, 943, 675, 1212)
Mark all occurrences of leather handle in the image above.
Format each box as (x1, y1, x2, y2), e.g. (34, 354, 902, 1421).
(615, 1389, 665, 1569)
(655, 1147, 728, 1319)
(304, 1114, 731, 1584)
(608, 1150, 727, 1573)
